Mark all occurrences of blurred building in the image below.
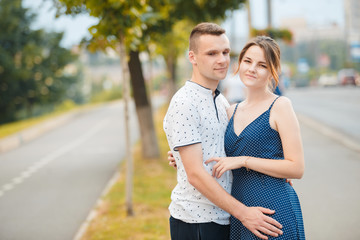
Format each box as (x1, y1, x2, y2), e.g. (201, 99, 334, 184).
(344, 0, 360, 62)
(344, 0, 360, 43)
(279, 17, 344, 43)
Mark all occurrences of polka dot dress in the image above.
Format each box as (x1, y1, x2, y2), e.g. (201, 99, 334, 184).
(225, 97, 305, 239)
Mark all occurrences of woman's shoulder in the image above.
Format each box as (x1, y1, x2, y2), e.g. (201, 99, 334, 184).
(226, 103, 238, 118)
(272, 96, 295, 116)
(274, 95, 292, 108)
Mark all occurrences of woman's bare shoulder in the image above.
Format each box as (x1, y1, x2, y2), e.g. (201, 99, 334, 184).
(226, 103, 238, 119)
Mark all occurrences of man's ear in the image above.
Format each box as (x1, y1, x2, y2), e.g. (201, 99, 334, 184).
(189, 51, 197, 65)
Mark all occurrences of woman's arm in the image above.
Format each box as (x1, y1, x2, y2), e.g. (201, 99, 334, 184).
(206, 97, 304, 179)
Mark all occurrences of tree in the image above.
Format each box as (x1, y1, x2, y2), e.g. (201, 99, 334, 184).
(151, 0, 247, 98)
(53, 0, 169, 159)
(52, 0, 247, 159)
(0, 0, 78, 124)
(152, 20, 192, 100)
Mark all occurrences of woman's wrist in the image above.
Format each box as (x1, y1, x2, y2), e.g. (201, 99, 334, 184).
(244, 156, 250, 171)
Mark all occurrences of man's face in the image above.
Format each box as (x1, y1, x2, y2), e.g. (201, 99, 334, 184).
(190, 34, 231, 82)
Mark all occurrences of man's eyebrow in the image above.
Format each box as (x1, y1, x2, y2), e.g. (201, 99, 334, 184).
(205, 48, 230, 53)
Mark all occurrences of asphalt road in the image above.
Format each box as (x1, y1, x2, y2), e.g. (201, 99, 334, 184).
(286, 86, 360, 239)
(0, 100, 141, 240)
(286, 86, 360, 143)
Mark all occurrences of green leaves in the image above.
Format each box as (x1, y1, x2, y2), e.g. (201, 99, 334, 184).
(0, 0, 79, 123)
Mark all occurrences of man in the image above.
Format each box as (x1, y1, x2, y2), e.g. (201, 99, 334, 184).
(163, 22, 283, 240)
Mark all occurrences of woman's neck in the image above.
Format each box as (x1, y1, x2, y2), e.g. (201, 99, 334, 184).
(244, 87, 273, 105)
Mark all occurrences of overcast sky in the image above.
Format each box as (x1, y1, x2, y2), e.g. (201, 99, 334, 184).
(22, 0, 345, 48)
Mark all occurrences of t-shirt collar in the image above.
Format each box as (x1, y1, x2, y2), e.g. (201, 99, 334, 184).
(186, 80, 220, 97)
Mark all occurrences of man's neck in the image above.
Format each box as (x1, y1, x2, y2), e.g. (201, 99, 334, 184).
(190, 75, 219, 94)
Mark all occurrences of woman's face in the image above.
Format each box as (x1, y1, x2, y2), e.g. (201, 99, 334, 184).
(239, 45, 272, 90)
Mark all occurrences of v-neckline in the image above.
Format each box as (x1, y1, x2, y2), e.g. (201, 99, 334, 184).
(232, 109, 269, 137)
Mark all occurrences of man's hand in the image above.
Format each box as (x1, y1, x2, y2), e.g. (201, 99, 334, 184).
(167, 151, 177, 169)
(239, 207, 283, 240)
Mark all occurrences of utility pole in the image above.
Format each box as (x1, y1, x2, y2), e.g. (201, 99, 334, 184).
(246, 0, 252, 39)
(266, 0, 272, 28)
(119, 35, 134, 217)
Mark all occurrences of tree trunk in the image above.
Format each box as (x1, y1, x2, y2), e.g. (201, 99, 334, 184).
(128, 50, 160, 159)
(119, 36, 134, 216)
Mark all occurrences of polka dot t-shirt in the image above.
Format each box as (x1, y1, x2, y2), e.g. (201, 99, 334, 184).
(163, 80, 232, 225)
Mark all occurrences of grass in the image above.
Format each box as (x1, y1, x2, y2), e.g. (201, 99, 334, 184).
(79, 105, 176, 240)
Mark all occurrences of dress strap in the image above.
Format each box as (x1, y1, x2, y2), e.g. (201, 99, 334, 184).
(232, 103, 240, 118)
(269, 96, 281, 110)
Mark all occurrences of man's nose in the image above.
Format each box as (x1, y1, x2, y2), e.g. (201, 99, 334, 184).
(217, 54, 228, 64)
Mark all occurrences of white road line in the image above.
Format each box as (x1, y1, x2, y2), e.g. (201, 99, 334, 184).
(0, 119, 109, 198)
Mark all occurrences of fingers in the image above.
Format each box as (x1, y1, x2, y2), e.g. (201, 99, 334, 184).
(211, 162, 225, 178)
(168, 160, 177, 168)
(286, 179, 293, 186)
(204, 158, 218, 164)
(252, 229, 268, 240)
(167, 151, 177, 169)
(261, 218, 283, 236)
(257, 207, 275, 215)
(263, 215, 283, 231)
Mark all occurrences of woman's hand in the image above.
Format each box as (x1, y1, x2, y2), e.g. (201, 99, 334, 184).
(168, 151, 177, 169)
(205, 157, 243, 178)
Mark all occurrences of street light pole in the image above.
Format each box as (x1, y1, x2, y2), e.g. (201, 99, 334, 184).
(266, 0, 272, 28)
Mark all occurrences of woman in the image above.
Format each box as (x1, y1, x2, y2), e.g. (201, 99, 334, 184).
(206, 36, 305, 239)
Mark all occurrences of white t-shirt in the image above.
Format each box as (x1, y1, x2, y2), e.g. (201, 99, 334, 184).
(163, 80, 232, 225)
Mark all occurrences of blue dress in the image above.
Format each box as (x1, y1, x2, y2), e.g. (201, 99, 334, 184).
(225, 97, 305, 239)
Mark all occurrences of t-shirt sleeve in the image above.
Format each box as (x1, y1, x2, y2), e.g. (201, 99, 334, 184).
(164, 98, 201, 151)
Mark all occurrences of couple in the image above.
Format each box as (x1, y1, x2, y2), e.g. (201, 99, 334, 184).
(163, 22, 305, 240)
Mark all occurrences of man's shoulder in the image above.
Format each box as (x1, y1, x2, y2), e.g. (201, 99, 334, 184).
(171, 84, 199, 104)
(217, 93, 230, 108)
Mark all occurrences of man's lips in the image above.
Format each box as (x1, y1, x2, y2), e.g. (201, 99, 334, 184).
(215, 67, 227, 71)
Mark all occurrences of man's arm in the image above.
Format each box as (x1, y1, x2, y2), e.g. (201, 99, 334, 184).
(178, 143, 283, 240)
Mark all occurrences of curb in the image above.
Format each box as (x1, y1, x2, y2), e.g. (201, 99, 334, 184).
(297, 113, 360, 153)
(73, 171, 121, 240)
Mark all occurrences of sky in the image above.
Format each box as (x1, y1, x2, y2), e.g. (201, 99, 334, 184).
(22, 0, 345, 48)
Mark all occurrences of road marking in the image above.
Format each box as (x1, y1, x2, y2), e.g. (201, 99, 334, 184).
(0, 119, 109, 199)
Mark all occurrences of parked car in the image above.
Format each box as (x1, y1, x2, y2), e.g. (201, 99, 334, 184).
(318, 73, 338, 87)
(338, 68, 356, 86)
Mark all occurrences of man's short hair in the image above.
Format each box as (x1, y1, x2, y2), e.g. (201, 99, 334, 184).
(189, 22, 226, 52)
